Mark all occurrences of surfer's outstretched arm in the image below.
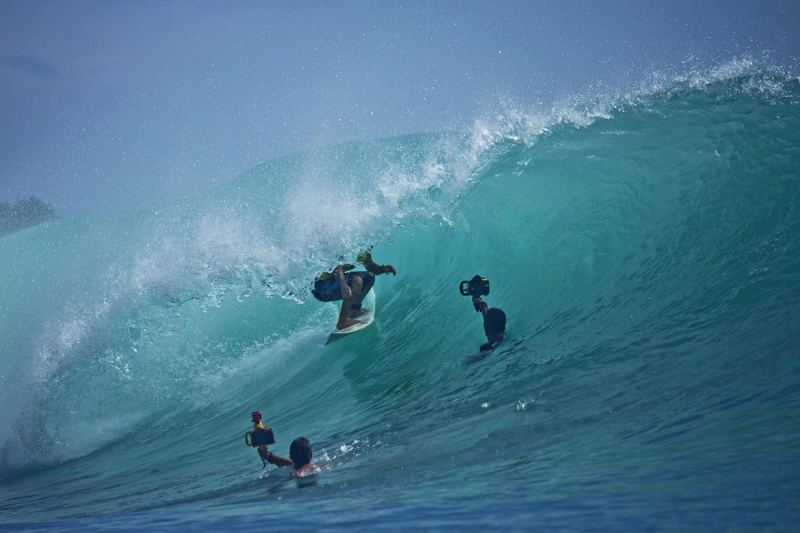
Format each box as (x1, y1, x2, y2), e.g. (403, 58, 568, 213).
(360, 252, 396, 276)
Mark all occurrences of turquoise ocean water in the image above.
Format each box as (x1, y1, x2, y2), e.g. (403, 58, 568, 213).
(1, 61, 799, 530)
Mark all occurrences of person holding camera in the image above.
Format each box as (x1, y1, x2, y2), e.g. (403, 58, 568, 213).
(472, 296, 506, 351)
(246, 413, 320, 476)
(244, 411, 321, 477)
(260, 437, 318, 478)
(461, 275, 506, 352)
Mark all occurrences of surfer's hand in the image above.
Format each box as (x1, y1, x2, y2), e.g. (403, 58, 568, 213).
(382, 264, 396, 275)
(340, 284, 353, 299)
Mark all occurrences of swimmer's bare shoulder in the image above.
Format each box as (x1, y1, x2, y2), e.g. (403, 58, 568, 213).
(291, 463, 326, 478)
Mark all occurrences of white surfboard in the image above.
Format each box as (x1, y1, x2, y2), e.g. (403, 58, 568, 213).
(324, 292, 376, 345)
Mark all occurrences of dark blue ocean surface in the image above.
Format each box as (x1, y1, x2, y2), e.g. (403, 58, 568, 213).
(1, 61, 799, 530)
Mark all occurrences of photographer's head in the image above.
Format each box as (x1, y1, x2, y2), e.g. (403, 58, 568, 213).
(290, 437, 312, 467)
(484, 307, 506, 337)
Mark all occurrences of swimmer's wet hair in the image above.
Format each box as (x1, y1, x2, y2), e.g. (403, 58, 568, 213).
(290, 437, 312, 466)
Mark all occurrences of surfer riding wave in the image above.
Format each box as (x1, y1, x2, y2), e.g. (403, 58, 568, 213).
(311, 250, 396, 330)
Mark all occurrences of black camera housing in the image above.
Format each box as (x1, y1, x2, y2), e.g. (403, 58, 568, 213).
(460, 275, 490, 297)
(246, 427, 276, 447)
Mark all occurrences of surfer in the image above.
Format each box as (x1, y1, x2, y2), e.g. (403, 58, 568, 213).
(260, 437, 321, 478)
(311, 250, 396, 330)
(472, 295, 506, 352)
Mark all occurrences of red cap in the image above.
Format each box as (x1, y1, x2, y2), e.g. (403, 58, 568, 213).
(251, 411, 262, 422)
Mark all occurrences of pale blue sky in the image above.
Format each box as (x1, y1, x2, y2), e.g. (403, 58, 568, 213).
(1, 1, 798, 213)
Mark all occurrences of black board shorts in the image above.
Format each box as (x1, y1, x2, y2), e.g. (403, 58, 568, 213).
(311, 271, 374, 302)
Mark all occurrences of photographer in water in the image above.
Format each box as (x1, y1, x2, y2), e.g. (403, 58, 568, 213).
(461, 275, 506, 352)
(260, 437, 318, 478)
(245, 413, 319, 477)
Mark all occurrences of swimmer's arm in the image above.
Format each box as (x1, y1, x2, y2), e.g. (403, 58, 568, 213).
(472, 296, 489, 316)
(262, 449, 294, 468)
